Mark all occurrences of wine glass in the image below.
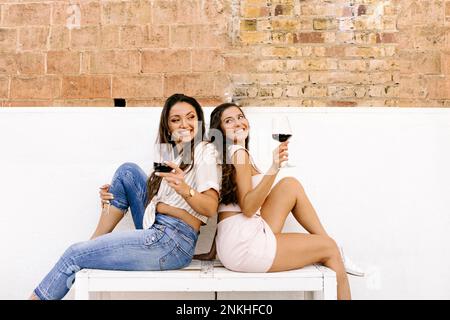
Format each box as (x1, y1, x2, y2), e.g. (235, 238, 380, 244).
(153, 143, 174, 173)
(272, 116, 294, 167)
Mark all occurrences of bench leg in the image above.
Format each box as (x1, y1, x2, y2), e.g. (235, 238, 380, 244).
(74, 273, 90, 300)
(322, 274, 337, 300)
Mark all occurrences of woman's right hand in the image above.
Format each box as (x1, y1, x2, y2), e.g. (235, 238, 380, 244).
(272, 141, 289, 169)
(99, 184, 114, 210)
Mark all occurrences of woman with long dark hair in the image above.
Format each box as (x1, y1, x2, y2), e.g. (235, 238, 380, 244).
(203, 103, 354, 300)
(30, 94, 220, 300)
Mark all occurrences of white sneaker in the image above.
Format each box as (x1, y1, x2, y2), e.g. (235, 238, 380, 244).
(339, 246, 365, 277)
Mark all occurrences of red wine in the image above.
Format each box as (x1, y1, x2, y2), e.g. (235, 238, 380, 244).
(272, 134, 292, 142)
(153, 162, 172, 173)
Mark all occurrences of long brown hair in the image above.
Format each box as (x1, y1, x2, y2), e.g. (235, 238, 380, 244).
(145, 93, 206, 207)
(209, 103, 249, 205)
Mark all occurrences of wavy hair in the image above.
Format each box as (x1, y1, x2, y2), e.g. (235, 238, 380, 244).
(209, 103, 249, 205)
(145, 93, 206, 206)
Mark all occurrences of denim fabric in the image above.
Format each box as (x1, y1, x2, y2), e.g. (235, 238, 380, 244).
(33, 163, 198, 300)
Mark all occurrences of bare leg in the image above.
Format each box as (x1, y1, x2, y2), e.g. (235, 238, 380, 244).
(29, 293, 40, 300)
(268, 233, 351, 300)
(90, 205, 126, 240)
(260, 177, 328, 236)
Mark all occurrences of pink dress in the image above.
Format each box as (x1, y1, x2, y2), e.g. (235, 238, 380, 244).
(215, 145, 277, 272)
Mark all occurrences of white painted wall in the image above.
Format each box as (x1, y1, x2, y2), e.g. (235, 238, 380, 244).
(0, 107, 449, 300)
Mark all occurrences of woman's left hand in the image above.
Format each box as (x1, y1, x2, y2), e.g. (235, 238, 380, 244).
(155, 161, 190, 196)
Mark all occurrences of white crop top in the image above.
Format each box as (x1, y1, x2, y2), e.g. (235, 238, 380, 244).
(217, 144, 263, 213)
(143, 141, 221, 229)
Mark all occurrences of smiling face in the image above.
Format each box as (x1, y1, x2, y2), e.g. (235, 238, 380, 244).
(220, 106, 250, 144)
(168, 102, 199, 144)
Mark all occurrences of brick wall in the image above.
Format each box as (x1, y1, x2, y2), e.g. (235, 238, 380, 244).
(0, 0, 449, 107)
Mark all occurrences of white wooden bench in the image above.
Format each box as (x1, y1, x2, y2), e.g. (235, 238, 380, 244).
(74, 260, 337, 300)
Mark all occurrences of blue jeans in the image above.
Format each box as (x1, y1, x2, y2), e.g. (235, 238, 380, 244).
(34, 163, 198, 300)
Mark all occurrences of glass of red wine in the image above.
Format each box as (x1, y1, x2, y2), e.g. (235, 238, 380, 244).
(154, 143, 174, 173)
(272, 116, 294, 167)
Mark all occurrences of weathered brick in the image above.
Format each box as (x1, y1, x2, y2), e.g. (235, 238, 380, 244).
(382, 17, 397, 31)
(71, 26, 99, 49)
(194, 25, 229, 48)
(112, 75, 163, 98)
(272, 32, 295, 45)
(257, 60, 285, 72)
(414, 27, 447, 50)
(224, 55, 256, 73)
(427, 77, 450, 99)
(398, 75, 427, 98)
(100, 25, 120, 49)
(342, 6, 354, 17)
(286, 58, 338, 71)
(398, 1, 444, 27)
(338, 60, 367, 72)
(313, 18, 337, 30)
(90, 51, 140, 74)
(327, 100, 357, 107)
(323, 46, 346, 57)
(49, 27, 70, 50)
(120, 25, 169, 48)
(345, 46, 386, 58)
(294, 32, 324, 43)
(328, 85, 365, 98)
(192, 50, 224, 72)
(11, 76, 60, 99)
(251, 73, 285, 85)
(3, 4, 50, 26)
(357, 5, 367, 16)
(271, 18, 311, 31)
(240, 31, 271, 44)
(246, 0, 270, 6)
(0, 77, 9, 98)
(285, 72, 309, 84)
(298, 85, 328, 97)
(274, 5, 293, 16)
(258, 86, 284, 98)
(2, 100, 54, 107)
(441, 52, 450, 74)
(376, 33, 397, 44)
(170, 25, 194, 48)
(354, 32, 378, 45)
(198, 0, 228, 24)
(0, 54, 15, 73)
(62, 76, 111, 99)
(53, 2, 101, 26)
(242, 5, 270, 18)
(18, 27, 49, 51)
(164, 73, 215, 97)
(368, 59, 399, 72)
(54, 99, 114, 107)
(102, 0, 151, 24)
(16, 53, 45, 74)
(241, 20, 258, 31)
(141, 49, 191, 73)
(367, 72, 394, 85)
(47, 51, 80, 74)
(301, 4, 337, 16)
(367, 85, 398, 98)
(0, 28, 17, 52)
(261, 46, 298, 57)
(310, 72, 368, 85)
(152, 0, 177, 25)
(80, 52, 90, 74)
(176, 0, 200, 24)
